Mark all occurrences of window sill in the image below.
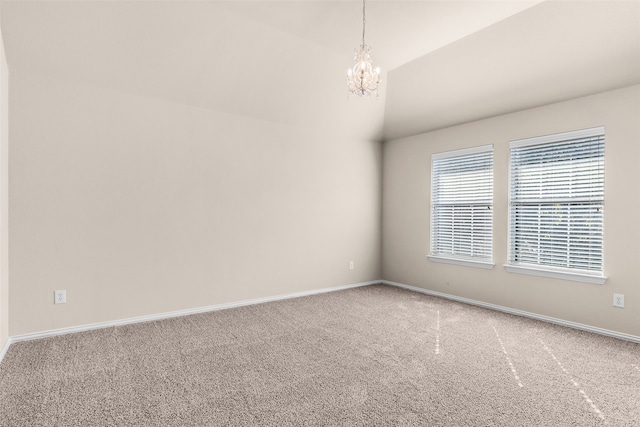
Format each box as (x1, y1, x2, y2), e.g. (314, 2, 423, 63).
(504, 264, 607, 285)
(428, 256, 494, 270)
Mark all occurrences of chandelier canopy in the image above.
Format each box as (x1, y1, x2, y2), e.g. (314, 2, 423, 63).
(346, 0, 381, 97)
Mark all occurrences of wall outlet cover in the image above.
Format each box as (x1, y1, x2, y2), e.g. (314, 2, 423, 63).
(613, 293, 624, 308)
(54, 290, 66, 304)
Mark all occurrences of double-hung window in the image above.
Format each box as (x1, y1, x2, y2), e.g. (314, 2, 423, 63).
(429, 145, 494, 268)
(507, 127, 605, 284)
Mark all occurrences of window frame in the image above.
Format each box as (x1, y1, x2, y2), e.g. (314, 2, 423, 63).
(428, 144, 494, 269)
(505, 127, 606, 284)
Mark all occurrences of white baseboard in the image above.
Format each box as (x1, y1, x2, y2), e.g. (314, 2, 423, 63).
(2, 278, 637, 366)
(8, 280, 380, 345)
(0, 336, 11, 365)
(382, 280, 640, 344)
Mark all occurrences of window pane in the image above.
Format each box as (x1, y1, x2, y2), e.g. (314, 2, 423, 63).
(431, 146, 493, 263)
(508, 128, 604, 275)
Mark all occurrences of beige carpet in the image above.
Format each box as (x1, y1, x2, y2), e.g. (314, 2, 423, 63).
(0, 284, 638, 426)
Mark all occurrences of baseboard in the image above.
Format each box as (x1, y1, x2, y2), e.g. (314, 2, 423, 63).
(0, 336, 11, 365)
(382, 280, 640, 344)
(9, 280, 380, 345)
(3, 278, 637, 366)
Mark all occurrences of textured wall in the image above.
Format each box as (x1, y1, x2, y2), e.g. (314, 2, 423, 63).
(382, 85, 640, 337)
(9, 71, 382, 336)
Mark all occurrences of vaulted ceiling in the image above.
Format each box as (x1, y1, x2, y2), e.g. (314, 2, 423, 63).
(1, 1, 639, 142)
(383, 0, 640, 139)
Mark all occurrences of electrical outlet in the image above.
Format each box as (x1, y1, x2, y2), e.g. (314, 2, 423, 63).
(613, 293, 624, 308)
(54, 290, 66, 304)
(349, 261, 354, 270)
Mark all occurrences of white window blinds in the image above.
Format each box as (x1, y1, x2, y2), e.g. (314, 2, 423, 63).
(431, 145, 493, 264)
(508, 127, 605, 275)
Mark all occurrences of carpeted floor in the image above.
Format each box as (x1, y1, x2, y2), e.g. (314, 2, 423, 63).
(0, 284, 638, 426)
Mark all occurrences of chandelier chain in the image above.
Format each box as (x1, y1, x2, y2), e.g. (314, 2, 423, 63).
(362, 0, 366, 47)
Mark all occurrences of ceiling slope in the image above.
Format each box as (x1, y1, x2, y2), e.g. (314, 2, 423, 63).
(0, 1, 541, 142)
(383, 0, 640, 141)
(216, 0, 542, 73)
(0, 1, 383, 140)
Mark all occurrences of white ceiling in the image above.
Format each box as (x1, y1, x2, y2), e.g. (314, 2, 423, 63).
(1, 1, 638, 141)
(215, 0, 543, 72)
(383, 0, 640, 140)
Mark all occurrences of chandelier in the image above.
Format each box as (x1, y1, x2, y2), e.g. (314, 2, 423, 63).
(346, 0, 381, 97)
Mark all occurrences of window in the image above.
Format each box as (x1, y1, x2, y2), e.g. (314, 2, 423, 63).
(507, 127, 605, 284)
(429, 145, 493, 268)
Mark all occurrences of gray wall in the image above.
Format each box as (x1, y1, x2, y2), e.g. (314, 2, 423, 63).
(9, 70, 382, 336)
(382, 85, 640, 337)
(0, 14, 8, 350)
